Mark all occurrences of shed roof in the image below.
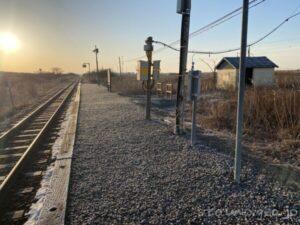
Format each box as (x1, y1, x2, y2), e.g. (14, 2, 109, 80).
(216, 57, 278, 69)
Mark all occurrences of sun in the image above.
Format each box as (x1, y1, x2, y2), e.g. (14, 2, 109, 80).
(0, 32, 20, 53)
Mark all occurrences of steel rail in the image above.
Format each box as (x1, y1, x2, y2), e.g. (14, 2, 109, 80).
(0, 83, 78, 205)
(0, 83, 74, 145)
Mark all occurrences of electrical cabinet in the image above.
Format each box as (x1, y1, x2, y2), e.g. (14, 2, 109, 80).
(136, 60, 161, 81)
(136, 61, 149, 81)
(177, 0, 191, 14)
(187, 70, 201, 101)
(153, 60, 160, 80)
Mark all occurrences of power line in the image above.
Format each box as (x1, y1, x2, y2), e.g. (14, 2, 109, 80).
(248, 12, 300, 47)
(188, 0, 266, 40)
(154, 0, 265, 54)
(153, 11, 300, 55)
(125, 0, 265, 62)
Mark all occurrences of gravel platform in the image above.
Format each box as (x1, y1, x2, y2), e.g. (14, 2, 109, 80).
(66, 84, 299, 225)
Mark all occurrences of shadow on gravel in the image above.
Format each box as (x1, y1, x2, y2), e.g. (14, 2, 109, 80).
(127, 94, 300, 192)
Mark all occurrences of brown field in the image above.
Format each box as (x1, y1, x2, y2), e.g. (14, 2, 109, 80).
(0, 72, 78, 122)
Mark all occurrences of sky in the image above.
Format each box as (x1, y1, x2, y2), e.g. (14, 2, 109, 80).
(0, 0, 300, 74)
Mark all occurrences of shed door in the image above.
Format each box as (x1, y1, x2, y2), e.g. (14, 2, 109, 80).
(245, 68, 253, 86)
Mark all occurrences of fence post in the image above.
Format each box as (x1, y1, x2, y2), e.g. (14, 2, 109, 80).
(5, 80, 15, 109)
(107, 69, 111, 92)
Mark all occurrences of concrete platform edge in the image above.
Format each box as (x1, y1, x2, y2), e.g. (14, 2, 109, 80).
(37, 83, 81, 225)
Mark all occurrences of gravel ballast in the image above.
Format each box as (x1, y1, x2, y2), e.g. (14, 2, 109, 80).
(66, 84, 299, 224)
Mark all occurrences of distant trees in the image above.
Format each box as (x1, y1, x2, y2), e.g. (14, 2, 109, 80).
(34, 67, 64, 75)
(51, 67, 63, 75)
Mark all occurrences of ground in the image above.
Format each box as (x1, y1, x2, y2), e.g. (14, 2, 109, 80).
(66, 84, 299, 225)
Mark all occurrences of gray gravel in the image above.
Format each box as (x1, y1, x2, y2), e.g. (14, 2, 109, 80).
(66, 84, 299, 225)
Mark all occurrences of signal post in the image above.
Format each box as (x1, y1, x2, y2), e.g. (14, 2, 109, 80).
(145, 37, 153, 120)
(136, 37, 160, 120)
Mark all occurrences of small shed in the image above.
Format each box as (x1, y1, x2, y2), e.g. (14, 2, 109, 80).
(215, 57, 278, 89)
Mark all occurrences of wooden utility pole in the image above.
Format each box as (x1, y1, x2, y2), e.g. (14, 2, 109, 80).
(175, 0, 191, 134)
(234, 0, 249, 183)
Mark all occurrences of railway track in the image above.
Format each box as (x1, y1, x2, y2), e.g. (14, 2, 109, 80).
(0, 84, 73, 136)
(0, 82, 79, 224)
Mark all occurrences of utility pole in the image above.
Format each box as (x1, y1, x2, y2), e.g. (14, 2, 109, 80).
(175, 0, 191, 134)
(144, 37, 154, 120)
(234, 0, 249, 184)
(119, 57, 122, 76)
(93, 45, 100, 84)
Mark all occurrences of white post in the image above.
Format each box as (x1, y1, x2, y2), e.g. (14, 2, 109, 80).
(107, 69, 111, 92)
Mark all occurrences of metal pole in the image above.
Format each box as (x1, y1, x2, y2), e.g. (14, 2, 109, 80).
(96, 52, 99, 84)
(191, 96, 197, 145)
(234, 0, 249, 183)
(175, 0, 191, 134)
(95, 49, 99, 73)
(145, 37, 153, 120)
(107, 69, 111, 92)
(119, 57, 122, 76)
(190, 61, 196, 146)
(93, 46, 100, 84)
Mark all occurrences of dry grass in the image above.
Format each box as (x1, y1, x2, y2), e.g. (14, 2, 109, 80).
(198, 87, 299, 140)
(197, 71, 300, 137)
(82, 69, 299, 141)
(196, 86, 299, 166)
(0, 72, 77, 120)
(82, 69, 299, 165)
(275, 70, 300, 89)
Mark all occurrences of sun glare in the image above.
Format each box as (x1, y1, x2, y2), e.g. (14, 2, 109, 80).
(0, 32, 20, 53)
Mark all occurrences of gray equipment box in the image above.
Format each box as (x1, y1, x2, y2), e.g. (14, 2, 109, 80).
(153, 60, 160, 80)
(177, 0, 191, 14)
(187, 70, 201, 101)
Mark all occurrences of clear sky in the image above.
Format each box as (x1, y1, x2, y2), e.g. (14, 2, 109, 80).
(0, 0, 300, 74)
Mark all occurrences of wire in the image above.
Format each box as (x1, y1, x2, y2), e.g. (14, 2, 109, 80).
(196, 57, 215, 72)
(248, 12, 300, 47)
(153, 11, 300, 55)
(153, 41, 180, 52)
(154, 0, 265, 53)
(125, 0, 265, 62)
(189, 0, 266, 40)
